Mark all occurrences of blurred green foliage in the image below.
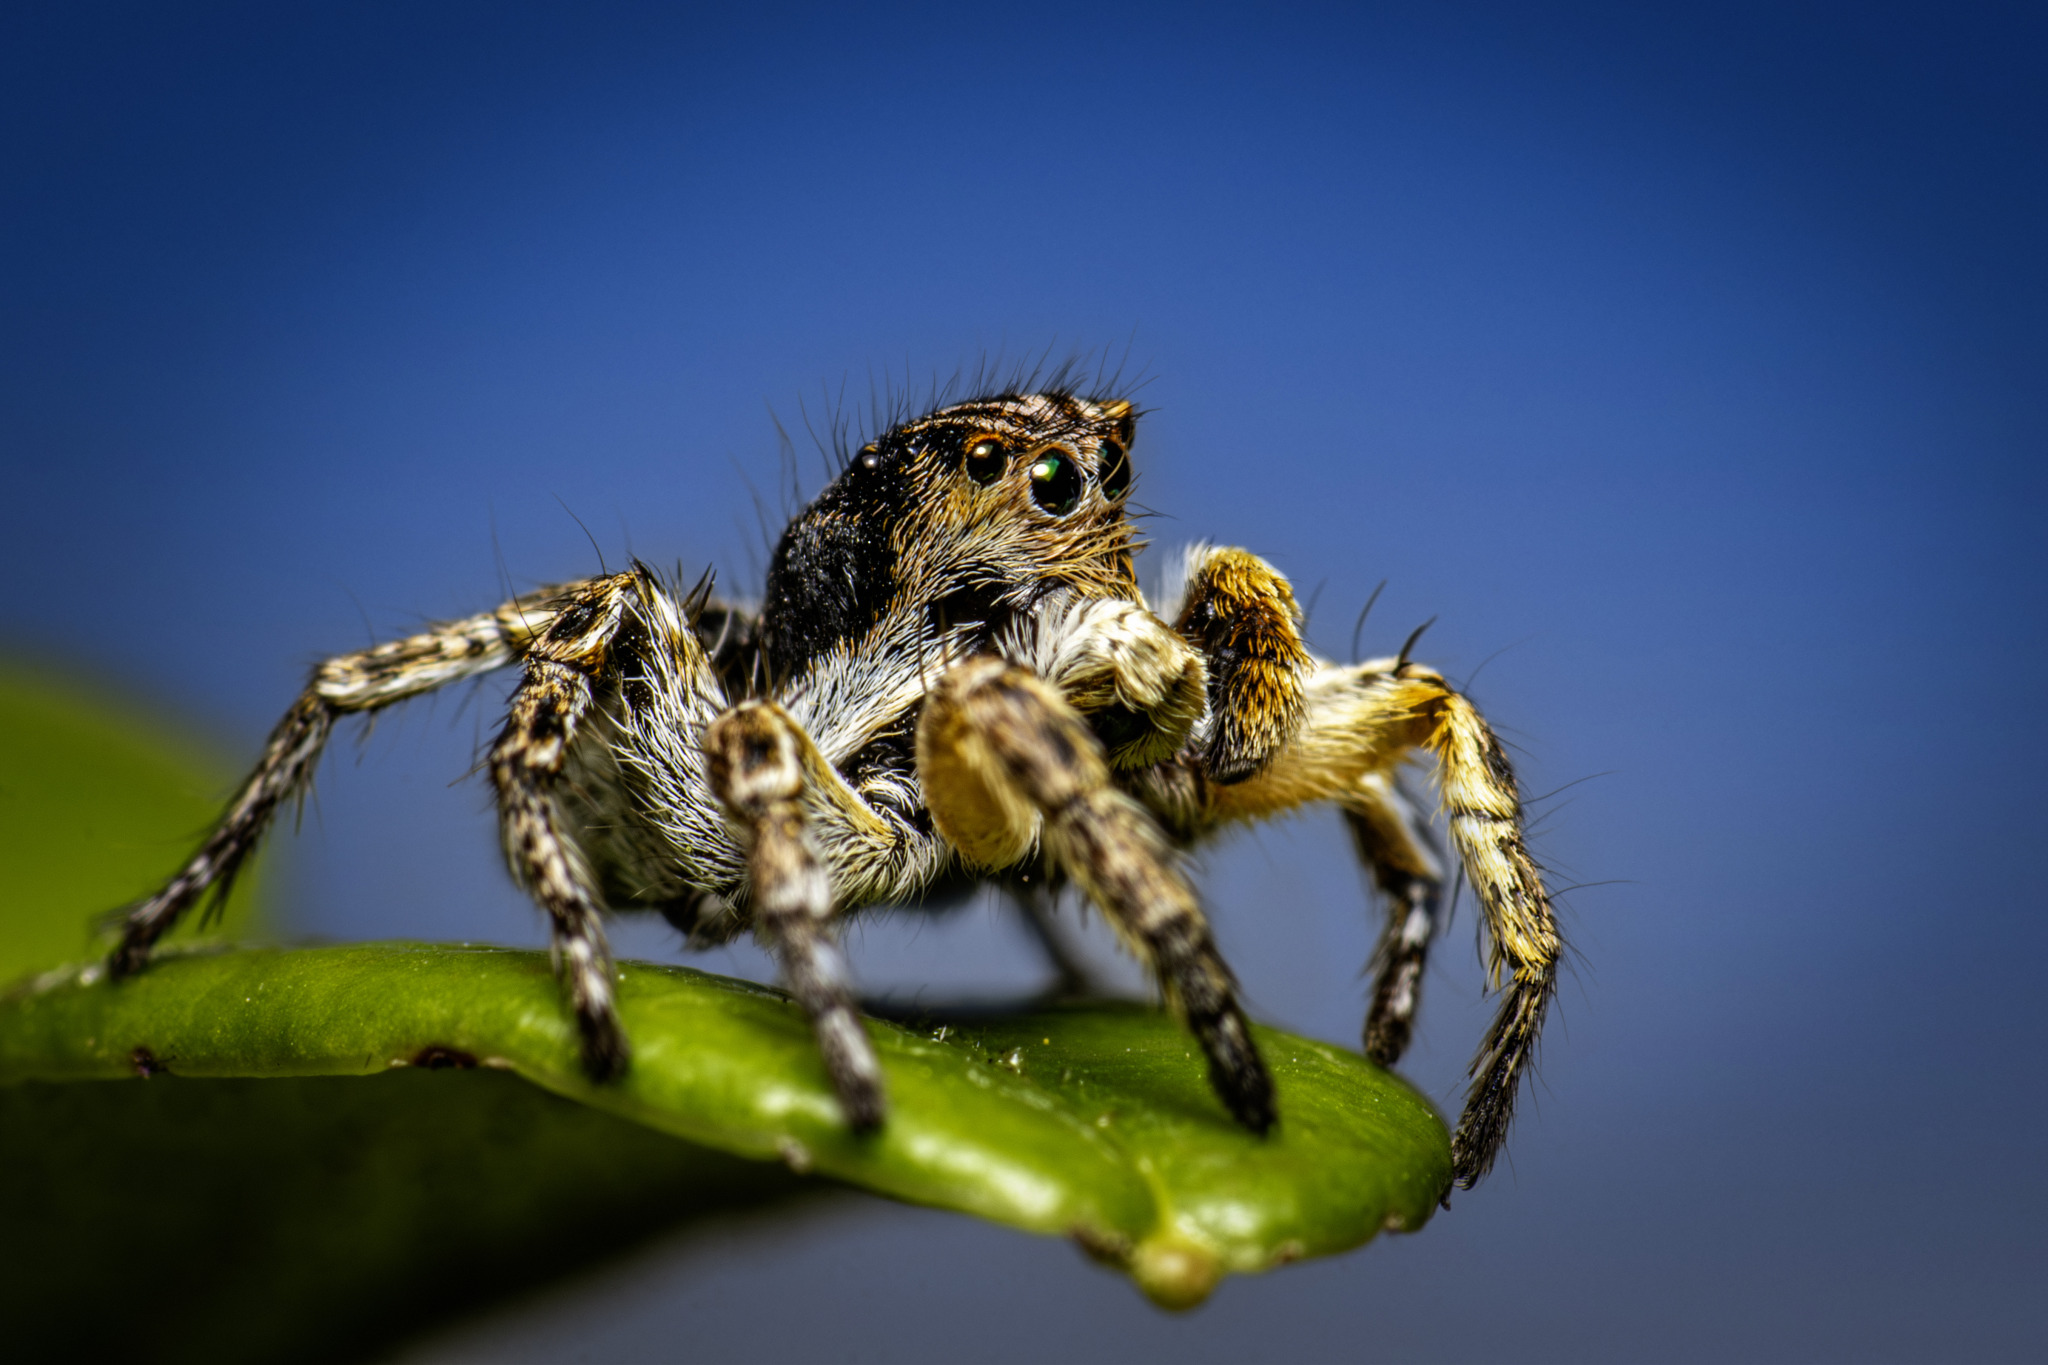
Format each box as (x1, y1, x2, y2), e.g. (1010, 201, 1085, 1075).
(0, 665, 265, 977)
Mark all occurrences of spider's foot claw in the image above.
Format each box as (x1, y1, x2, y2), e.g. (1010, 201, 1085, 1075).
(1450, 1112, 1505, 1190)
(839, 1081, 888, 1135)
(577, 1020, 632, 1083)
(1202, 1011, 1277, 1135)
(824, 1028, 889, 1133)
(106, 940, 151, 981)
(1228, 1080, 1278, 1137)
(1213, 1054, 1278, 1136)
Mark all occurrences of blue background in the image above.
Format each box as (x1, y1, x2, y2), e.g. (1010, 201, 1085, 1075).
(4, 2, 2043, 1360)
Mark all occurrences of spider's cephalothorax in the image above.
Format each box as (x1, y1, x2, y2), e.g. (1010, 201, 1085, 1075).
(108, 387, 1562, 1190)
(762, 392, 1141, 681)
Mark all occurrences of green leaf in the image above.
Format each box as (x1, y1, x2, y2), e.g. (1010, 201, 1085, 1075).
(5, 944, 1450, 1309)
(0, 662, 1450, 1355)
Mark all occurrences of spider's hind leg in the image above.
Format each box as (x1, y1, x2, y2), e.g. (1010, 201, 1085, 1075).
(919, 656, 1275, 1133)
(1206, 658, 1562, 1189)
(1014, 876, 1110, 999)
(1424, 677, 1560, 1190)
(1341, 770, 1446, 1068)
(109, 581, 581, 977)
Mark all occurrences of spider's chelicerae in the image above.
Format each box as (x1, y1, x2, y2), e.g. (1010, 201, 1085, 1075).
(109, 387, 1561, 1189)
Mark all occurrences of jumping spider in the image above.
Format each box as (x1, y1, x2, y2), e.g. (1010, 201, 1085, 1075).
(109, 387, 1561, 1189)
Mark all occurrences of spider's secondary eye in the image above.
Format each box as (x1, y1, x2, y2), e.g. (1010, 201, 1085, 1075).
(1029, 448, 1082, 515)
(1098, 438, 1130, 500)
(964, 437, 1008, 485)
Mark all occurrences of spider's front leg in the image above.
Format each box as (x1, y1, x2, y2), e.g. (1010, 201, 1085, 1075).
(109, 581, 581, 977)
(919, 656, 1276, 1133)
(704, 703, 884, 1131)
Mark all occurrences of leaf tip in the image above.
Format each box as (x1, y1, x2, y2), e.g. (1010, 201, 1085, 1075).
(1130, 1233, 1222, 1311)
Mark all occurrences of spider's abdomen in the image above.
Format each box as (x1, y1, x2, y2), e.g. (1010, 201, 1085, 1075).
(761, 447, 911, 683)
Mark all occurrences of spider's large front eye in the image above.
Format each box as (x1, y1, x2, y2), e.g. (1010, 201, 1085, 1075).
(964, 436, 1008, 485)
(1098, 438, 1130, 500)
(1029, 448, 1082, 515)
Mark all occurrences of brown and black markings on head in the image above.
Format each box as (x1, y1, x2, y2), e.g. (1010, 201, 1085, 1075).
(759, 389, 1142, 689)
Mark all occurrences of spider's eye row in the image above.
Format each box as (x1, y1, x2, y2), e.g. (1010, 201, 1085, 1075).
(1098, 438, 1130, 500)
(1029, 447, 1082, 516)
(964, 436, 1008, 485)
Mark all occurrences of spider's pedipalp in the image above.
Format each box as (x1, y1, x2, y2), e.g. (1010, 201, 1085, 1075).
(998, 593, 1206, 770)
(919, 656, 1276, 1134)
(1165, 545, 1313, 785)
(706, 701, 884, 1131)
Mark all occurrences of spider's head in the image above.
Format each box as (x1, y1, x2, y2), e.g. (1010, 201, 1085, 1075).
(762, 391, 1140, 681)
